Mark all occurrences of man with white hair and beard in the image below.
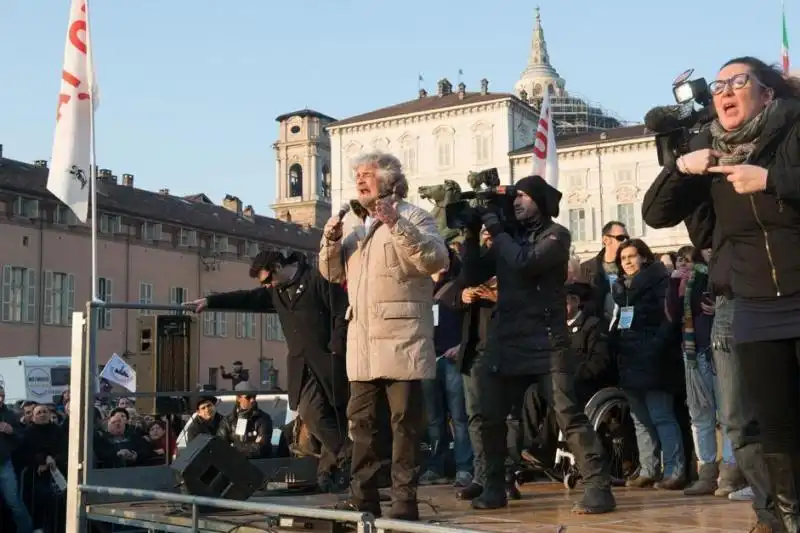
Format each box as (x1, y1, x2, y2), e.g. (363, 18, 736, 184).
(320, 151, 449, 521)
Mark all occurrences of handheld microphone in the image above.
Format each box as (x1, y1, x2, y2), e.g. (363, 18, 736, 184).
(644, 104, 717, 134)
(644, 104, 695, 133)
(336, 203, 351, 222)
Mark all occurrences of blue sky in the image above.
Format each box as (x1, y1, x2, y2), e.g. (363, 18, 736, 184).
(0, 0, 790, 215)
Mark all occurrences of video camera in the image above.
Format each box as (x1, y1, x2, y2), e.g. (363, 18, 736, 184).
(646, 68, 716, 168)
(442, 168, 516, 231)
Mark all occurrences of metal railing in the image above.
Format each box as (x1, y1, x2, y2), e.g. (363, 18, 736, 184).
(79, 484, 483, 533)
(18, 466, 68, 532)
(67, 301, 486, 533)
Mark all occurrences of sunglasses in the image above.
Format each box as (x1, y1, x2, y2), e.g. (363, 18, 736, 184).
(605, 234, 629, 242)
(708, 73, 756, 96)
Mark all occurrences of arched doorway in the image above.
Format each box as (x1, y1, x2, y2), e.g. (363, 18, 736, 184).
(288, 164, 303, 197)
(321, 164, 331, 197)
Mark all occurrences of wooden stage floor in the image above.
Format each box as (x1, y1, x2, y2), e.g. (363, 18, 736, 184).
(85, 482, 759, 532)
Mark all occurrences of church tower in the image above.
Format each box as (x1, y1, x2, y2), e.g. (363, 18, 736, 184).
(270, 109, 336, 228)
(514, 8, 568, 103)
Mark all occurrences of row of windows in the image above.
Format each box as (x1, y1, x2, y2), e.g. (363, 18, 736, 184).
(344, 130, 494, 177)
(1, 265, 77, 326)
(0, 269, 286, 342)
(565, 168, 637, 190)
(567, 203, 638, 242)
(434, 132, 493, 169)
(10, 197, 290, 260)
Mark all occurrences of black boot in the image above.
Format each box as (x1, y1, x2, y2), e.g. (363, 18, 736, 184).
(764, 453, 800, 533)
(456, 482, 483, 500)
(471, 484, 508, 510)
(387, 500, 419, 521)
(471, 456, 509, 510)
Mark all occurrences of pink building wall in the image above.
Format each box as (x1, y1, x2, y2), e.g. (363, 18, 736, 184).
(0, 218, 289, 392)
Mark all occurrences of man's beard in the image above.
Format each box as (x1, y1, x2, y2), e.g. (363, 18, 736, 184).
(357, 194, 377, 210)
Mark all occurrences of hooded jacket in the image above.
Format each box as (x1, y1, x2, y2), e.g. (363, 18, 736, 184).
(463, 176, 573, 375)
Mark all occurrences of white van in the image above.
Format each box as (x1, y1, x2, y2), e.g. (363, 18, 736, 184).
(0, 355, 71, 404)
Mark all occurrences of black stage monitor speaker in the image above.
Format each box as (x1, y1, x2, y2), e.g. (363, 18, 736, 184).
(171, 434, 264, 500)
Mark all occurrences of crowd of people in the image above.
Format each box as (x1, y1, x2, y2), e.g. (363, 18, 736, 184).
(2, 54, 799, 533)
(0, 387, 285, 533)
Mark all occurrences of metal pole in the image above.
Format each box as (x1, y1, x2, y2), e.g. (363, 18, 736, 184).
(79, 485, 374, 523)
(85, 0, 99, 303)
(65, 310, 88, 533)
(191, 503, 198, 532)
(86, 305, 97, 469)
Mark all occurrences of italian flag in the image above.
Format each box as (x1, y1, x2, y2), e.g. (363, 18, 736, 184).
(783, 3, 790, 74)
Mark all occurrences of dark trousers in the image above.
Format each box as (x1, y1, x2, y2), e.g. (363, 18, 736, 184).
(347, 380, 424, 505)
(462, 363, 486, 486)
(738, 336, 800, 530)
(473, 357, 609, 489)
(713, 297, 779, 527)
(737, 338, 800, 453)
(520, 383, 559, 462)
(297, 368, 349, 476)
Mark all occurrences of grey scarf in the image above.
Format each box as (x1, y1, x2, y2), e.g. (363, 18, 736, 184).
(710, 100, 780, 165)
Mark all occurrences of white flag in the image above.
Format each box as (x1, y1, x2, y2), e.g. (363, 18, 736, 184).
(532, 89, 559, 189)
(99, 353, 137, 393)
(47, 0, 98, 224)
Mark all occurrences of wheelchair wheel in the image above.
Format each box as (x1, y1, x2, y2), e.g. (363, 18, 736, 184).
(591, 396, 639, 486)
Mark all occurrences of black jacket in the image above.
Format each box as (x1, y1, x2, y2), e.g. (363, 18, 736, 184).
(579, 251, 615, 326)
(611, 261, 677, 391)
(433, 254, 466, 354)
(20, 422, 69, 473)
(185, 413, 230, 443)
(206, 261, 349, 409)
(570, 313, 613, 405)
(94, 429, 153, 468)
(463, 218, 572, 375)
(221, 369, 250, 389)
(227, 405, 272, 459)
(0, 405, 23, 464)
(434, 255, 495, 374)
(642, 99, 800, 299)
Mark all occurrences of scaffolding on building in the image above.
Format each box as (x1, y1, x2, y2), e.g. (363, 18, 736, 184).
(528, 93, 624, 136)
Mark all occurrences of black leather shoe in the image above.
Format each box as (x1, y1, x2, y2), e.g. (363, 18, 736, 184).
(456, 482, 483, 501)
(571, 486, 616, 514)
(471, 488, 508, 510)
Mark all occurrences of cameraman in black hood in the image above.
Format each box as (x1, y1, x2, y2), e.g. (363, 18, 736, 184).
(461, 175, 615, 513)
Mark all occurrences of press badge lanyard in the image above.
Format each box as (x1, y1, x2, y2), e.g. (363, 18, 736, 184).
(618, 292, 634, 331)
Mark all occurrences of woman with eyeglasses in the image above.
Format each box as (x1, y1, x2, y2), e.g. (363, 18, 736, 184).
(643, 56, 800, 531)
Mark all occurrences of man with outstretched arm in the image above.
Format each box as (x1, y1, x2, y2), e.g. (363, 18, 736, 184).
(186, 251, 350, 492)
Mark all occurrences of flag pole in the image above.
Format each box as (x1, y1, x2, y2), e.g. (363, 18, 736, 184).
(85, 0, 99, 302)
(783, 0, 791, 74)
